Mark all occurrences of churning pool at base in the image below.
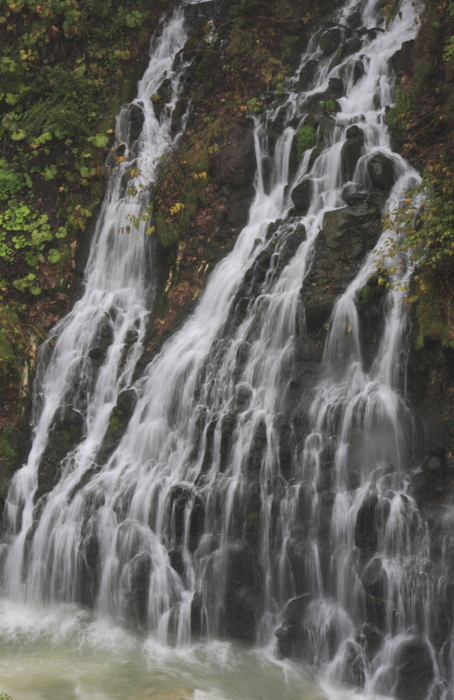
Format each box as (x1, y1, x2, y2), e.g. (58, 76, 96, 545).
(0, 599, 388, 700)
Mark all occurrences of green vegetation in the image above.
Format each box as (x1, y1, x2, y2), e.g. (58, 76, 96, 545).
(383, 0, 454, 349)
(295, 125, 315, 159)
(0, 0, 170, 411)
(381, 164, 454, 348)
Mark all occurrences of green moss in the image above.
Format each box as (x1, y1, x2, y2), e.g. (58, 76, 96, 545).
(106, 414, 121, 440)
(295, 125, 316, 160)
(361, 285, 375, 304)
(0, 427, 18, 463)
(386, 86, 418, 132)
(319, 99, 340, 115)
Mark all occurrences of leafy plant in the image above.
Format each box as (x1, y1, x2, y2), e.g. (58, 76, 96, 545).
(295, 125, 315, 159)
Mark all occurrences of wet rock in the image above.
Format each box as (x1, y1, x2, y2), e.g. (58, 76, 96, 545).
(223, 540, 260, 641)
(304, 112, 324, 129)
(236, 382, 252, 409)
(88, 316, 114, 368)
(301, 200, 382, 335)
(327, 77, 344, 99)
(355, 486, 379, 557)
(152, 78, 172, 120)
(356, 275, 387, 369)
(116, 388, 137, 416)
(219, 410, 237, 471)
(79, 531, 100, 606)
(353, 59, 365, 83)
(268, 105, 288, 151)
(319, 28, 342, 55)
(362, 622, 383, 657)
(169, 547, 186, 579)
(394, 635, 435, 700)
(342, 36, 362, 57)
(125, 551, 152, 624)
(390, 39, 415, 76)
(95, 389, 137, 465)
(341, 126, 364, 182)
(291, 179, 313, 214)
(367, 152, 396, 191)
(341, 640, 366, 686)
(190, 589, 205, 638)
(318, 116, 336, 142)
(274, 414, 294, 481)
(246, 418, 267, 477)
(128, 102, 145, 146)
(227, 184, 255, 228)
(184, 0, 215, 22)
(211, 122, 257, 187)
(297, 59, 318, 90)
(35, 405, 85, 502)
(341, 184, 367, 206)
(347, 12, 363, 28)
(361, 557, 387, 628)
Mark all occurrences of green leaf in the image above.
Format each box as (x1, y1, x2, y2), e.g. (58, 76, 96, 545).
(47, 248, 61, 264)
(90, 133, 109, 148)
(11, 129, 26, 141)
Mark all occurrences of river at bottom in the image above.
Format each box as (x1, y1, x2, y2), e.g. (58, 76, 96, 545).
(0, 599, 391, 700)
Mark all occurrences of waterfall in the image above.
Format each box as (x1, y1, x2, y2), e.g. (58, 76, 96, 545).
(1, 0, 446, 697)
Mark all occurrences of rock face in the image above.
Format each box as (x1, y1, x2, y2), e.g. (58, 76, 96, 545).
(341, 125, 365, 181)
(394, 635, 435, 700)
(319, 28, 342, 55)
(211, 122, 257, 188)
(301, 199, 383, 334)
(127, 102, 145, 147)
(367, 153, 396, 191)
(291, 179, 313, 214)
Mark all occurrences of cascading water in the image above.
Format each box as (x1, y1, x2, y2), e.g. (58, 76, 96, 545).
(1, 0, 447, 698)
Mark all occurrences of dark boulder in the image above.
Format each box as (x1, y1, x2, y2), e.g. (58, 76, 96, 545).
(394, 635, 435, 700)
(341, 126, 364, 182)
(297, 59, 318, 90)
(124, 551, 152, 624)
(227, 184, 255, 228)
(390, 39, 415, 77)
(223, 540, 261, 641)
(151, 78, 172, 120)
(367, 152, 396, 191)
(301, 200, 382, 334)
(95, 389, 137, 465)
(327, 77, 344, 99)
(318, 116, 336, 142)
(353, 59, 365, 83)
(246, 418, 268, 477)
(128, 102, 145, 146)
(275, 593, 312, 658)
(361, 557, 387, 628)
(340, 641, 366, 686)
(319, 28, 342, 55)
(291, 179, 314, 214)
(88, 316, 114, 368)
(184, 0, 215, 22)
(341, 184, 368, 206)
(35, 405, 85, 502)
(211, 122, 257, 187)
(347, 11, 363, 29)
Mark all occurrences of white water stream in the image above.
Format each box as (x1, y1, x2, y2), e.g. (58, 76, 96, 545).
(1, 0, 443, 697)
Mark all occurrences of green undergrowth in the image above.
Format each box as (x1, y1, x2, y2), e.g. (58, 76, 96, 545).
(383, 0, 454, 349)
(378, 162, 454, 348)
(0, 0, 172, 408)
